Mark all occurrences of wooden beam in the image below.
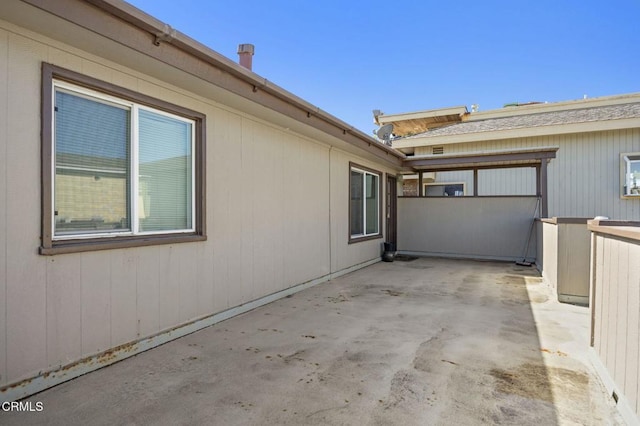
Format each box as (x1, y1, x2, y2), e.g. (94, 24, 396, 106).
(405, 149, 557, 169)
(414, 163, 539, 173)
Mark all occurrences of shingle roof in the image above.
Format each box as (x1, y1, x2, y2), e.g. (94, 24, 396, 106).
(402, 102, 640, 140)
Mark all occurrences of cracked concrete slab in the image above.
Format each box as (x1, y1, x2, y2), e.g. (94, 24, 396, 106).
(0, 258, 624, 425)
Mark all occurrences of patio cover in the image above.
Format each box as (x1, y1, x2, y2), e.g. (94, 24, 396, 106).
(402, 146, 559, 217)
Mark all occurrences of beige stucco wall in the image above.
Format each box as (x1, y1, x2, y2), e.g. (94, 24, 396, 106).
(0, 16, 396, 397)
(414, 130, 640, 220)
(590, 228, 640, 424)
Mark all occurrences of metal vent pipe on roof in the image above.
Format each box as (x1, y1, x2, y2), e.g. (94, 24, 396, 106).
(237, 44, 254, 70)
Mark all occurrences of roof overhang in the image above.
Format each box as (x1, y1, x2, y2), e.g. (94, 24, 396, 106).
(376, 106, 468, 136)
(9, 0, 405, 168)
(403, 147, 559, 172)
(393, 117, 640, 151)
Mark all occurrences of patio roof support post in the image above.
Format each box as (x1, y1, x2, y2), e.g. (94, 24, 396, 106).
(473, 168, 478, 196)
(418, 171, 423, 197)
(541, 159, 548, 217)
(538, 160, 548, 218)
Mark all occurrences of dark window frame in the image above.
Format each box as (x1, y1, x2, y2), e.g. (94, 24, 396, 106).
(348, 162, 383, 244)
(40, 63, 206, 255)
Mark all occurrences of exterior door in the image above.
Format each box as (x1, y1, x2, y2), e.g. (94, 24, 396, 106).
(386, 175, 397, 249)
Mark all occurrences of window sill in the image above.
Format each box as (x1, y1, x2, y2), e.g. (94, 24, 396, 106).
(348, 234, 383, 244)
(621, 194, 640, 200)
(40, 233, 207, 255)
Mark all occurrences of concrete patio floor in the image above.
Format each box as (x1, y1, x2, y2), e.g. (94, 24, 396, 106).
(2, 258, 624, 425)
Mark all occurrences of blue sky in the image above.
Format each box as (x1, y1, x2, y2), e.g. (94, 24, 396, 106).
(127, 0, 640, 136)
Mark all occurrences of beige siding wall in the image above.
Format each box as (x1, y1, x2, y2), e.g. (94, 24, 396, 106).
(0, 22, 394, 394)
(415, 130, 640, 219)
(4, 28, 50, 390)
(0, 26, 7, 393)
(429, 170, 474, 195)
(397, 197, 538, 261)
(558, 223, 591, 302)
(409, 168, 536, 197)
(330, 150, 388, 272)
(541, 221, 559, 292)
(477, 167, 536, 196)
(591, 231, 640, 423)
(539, 220, 591, 304)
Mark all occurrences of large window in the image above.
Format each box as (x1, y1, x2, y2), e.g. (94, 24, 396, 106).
(622, 153, 640, 197)
(41, 64, 205, 254)
(349, 163, 382, 242)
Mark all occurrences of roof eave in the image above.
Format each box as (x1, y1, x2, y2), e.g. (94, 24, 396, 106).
(393, 117, 640, 149)
(21, 0, 405, 166)
(377, 106, 468, 124)
(468, 93, 640, 121)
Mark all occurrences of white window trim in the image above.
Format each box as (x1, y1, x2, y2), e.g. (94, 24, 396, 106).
(622, 153, 640, 198)
(52, 80, 196, 241)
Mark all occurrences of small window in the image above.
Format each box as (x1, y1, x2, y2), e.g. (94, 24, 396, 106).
(622, 153, 640, 197)
(424, 182, 465, 196)
(41, 64, 206, 254)
(349, 163, 382, 242)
